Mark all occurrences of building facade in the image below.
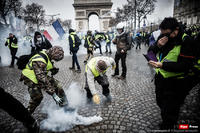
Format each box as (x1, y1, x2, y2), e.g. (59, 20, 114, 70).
(73, 0, 113, 32)
(174, 0, 200, 25)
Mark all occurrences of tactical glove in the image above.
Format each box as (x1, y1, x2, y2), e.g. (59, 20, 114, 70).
(51, 68, 59, 75)
(52, 93, 63, 104)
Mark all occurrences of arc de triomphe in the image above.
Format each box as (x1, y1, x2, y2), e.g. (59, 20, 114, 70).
(73, 0, 113, 32)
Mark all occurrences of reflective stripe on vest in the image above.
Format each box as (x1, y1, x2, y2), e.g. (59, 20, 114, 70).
(7, 39, 18, 48)
(22, 51, 53, 84)
(155, 33, 187, 78)
(106, 35, 110, 43)
(85, 58, 108, 77)
(194, 59, 200, 70)
(70, 32, 76, 47)
(95, 34, 102, 40)
(87, 36, 93, 48)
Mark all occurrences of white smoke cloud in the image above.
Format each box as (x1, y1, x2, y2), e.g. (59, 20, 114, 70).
(40, 82, 103, 132)
(0, 14, 32, 66)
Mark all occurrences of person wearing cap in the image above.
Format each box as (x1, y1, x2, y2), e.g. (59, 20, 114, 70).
(112, 23, 131, 80)
(20, 46, 69, 114)
(84, 56, 116, 104)
(5, 33, 19, 67)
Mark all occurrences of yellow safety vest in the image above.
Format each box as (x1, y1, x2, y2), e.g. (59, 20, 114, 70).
(155, 33, 187, 78)
(82, 35, 86, 40)
(70, 32, 76, 47)
(194, 59, 200, 71)
(7, 38, 18, 48)
(85, 58, 109, 77)
(22, 51, 53, 84)
(106, 35, 110, 43)
(95, 34, 102, 40)
(87, 36, 94, 48)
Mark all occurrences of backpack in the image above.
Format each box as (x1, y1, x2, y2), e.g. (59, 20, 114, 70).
(17, 51, 48, 70)
(74, 34, 81, 47)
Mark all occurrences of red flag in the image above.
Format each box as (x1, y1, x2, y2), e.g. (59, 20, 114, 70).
(43, 30, 53, 41)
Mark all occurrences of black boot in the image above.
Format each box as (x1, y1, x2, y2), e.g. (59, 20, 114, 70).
(25, 120, 40, 133)
(118, 75, 126, 80)
(69, 67, 75, 70)
(111, 73, 119, 77)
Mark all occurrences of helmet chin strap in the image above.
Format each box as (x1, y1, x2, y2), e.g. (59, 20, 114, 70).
(117, 30, 125, 36)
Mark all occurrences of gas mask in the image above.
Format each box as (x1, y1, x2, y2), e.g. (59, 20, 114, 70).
(37, 37, 42, 41)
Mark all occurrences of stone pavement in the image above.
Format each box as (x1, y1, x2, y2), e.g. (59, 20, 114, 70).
(0, 45, 199, 133)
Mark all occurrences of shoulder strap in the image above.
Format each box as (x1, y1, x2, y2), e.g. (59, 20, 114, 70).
(38, 52, 48, 63)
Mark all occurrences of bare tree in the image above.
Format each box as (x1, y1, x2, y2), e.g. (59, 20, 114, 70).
(136, 0, 156, 29)
(109, 17, 118, 27)
(112, 0, 156, 30)
(62, 19, 72, 31)
(0, 0, 22, 25)
(23, 3, 45, 30)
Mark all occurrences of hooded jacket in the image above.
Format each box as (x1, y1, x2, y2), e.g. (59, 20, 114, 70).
(112, 32, 131, 54)
(31, 31, 52, 52)
(148, 28, 195, 74)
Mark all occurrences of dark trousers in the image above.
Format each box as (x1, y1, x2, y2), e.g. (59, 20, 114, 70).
(10, 48, 18, 66)
(114, 52, 127, 77)
(0, 87, 35, 127)
(154, 74, 192, 129)
(136, 42, 141, 49)
(96, 41, 102, 54)
(84, 73, 110, 99)
(72, 51, 80, 69)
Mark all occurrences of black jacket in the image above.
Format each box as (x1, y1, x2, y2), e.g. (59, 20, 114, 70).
(32, 32, 52, 52)
(148, 29, 195, 73)
(5, 35, 18, 49)
(113, 32, 131, 53)
(68, 31, 79, 53)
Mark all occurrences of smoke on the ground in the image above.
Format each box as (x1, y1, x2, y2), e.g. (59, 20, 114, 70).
(40, 82, 103, 132)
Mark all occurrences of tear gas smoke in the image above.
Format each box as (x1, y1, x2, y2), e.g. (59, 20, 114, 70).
(41, 82, 103, 132)
(0, 14, 116, 67)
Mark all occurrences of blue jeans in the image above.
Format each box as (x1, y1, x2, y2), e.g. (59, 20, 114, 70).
(72, 52, 80, 69)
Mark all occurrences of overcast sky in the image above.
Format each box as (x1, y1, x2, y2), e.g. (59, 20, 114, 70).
(22, 0, 174, 29)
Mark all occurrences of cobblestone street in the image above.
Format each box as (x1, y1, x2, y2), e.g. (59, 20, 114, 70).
(0, 45, 199, 133)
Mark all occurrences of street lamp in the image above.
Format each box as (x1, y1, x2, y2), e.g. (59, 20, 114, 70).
(45, 13, 60, 21)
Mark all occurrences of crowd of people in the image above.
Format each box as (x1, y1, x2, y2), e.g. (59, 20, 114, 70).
(0, 17, 200, 132)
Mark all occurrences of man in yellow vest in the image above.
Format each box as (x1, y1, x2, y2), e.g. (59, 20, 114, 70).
(68, 28, 81, 73)
(5, 33, 18, 67)
(20, 46, 70, 114)
(84, 56, 115, 104)
(148, 17, 195, 129)
(105, 31, 112, 54)
(94, 31, 104, 55)
(192, 31, 200, 95)
(84, 30, 96, 64)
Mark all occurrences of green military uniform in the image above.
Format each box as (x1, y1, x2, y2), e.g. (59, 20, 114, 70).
(21, 50, 67, 114)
